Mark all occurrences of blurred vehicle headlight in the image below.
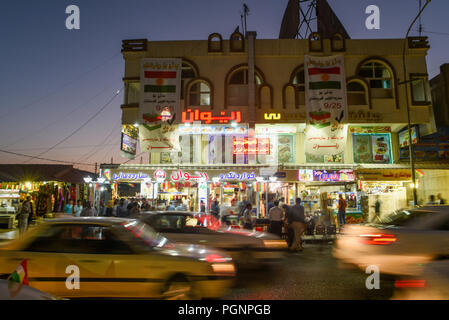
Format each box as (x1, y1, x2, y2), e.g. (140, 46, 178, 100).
(263, 239, 288, 249)
(211, 263, 235, 275)
(359, 233, 397, 245)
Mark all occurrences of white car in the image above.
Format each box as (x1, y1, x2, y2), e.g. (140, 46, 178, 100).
(333, 205, 449, 276)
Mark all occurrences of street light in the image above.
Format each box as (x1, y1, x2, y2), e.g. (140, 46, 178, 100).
(83, 176, 92, 183)
(401, 0, 431, 206)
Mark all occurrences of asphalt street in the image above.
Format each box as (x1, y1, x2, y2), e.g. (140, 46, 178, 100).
(224, 242, 396, 300)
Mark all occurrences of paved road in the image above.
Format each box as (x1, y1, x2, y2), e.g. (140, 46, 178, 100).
(224, 243, 396, 300)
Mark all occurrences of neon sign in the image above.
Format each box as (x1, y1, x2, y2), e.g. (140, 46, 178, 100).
(219, 172, 256, 180)
(113, 172, 149, 180)
(171, 170, 208, 181)
(182, 109, 242, 124)
(313, 170, 355, 182)
(264, 113, 281, 120)
(233, 138, 271, 155)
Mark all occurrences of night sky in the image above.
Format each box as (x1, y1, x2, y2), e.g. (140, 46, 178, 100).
(0, 0, 447, 172)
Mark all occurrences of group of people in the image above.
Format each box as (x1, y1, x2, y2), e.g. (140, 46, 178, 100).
(427, 194, 446, 205)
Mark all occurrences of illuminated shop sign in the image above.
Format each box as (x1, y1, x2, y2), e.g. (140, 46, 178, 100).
(154, 169, 166, 180)
(171, 170, 208, 181)
(219, 172, 256, 180)
(179, 125, 247, 135)
(113, 172, 149, 180)
(264, 113, 281, 120)
(233, 138, 271, 155)
(313, 170, 355, 182)
(297, 170, 354, 182)
(182, 109, 242, 124)
(255, 126, 297, 134)
(263, 112, 305, 122)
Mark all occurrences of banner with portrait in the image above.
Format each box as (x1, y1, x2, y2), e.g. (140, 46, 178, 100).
(305, 55, 348, 128)
(139, 58, 181, 152)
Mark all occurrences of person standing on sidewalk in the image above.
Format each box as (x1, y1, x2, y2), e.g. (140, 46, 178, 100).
(17, 197, 31, 237)
(268, 200, 284, 237)
(243, 203, 253, 230)
(73, 200, 83, 217)
(337, 194, 347, 228)
(287, 198, 307, 252)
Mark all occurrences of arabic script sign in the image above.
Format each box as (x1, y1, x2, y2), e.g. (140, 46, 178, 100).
(356, 169, 412, 181)
(305, 124, 347, 156)
(219, 172, 256, 181)
(170, 170, 208, 182)
(305, 55, 348, 128)
(113, 172, 149, 181)
(139, 58, 181, 152)
(182, 109, 242, 124)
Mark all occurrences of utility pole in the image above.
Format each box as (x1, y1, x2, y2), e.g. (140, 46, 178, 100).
(402, 0, 431, 206)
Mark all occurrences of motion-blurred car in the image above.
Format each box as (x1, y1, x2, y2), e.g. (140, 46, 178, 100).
(138, 211, 287, 269)
(0, 218, 235, 299)
(0, 279, 60, 300)
(334, 205, 449, 276)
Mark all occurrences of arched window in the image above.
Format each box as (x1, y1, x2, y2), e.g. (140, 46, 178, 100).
(308, 32, 323, 52)
(230, 32, 245, 52)
(291, 67, 305, 108)
(227, 67, 263, 107)
(208, 33, 223, 52)
(358, 61, 394, 98)
(331, 33, 345, 52)
(186, 80, 211, 107)
(347, 80, 369, 106)
(181, 61, 198, 100)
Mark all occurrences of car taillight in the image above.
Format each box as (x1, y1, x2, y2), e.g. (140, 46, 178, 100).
(395, 279, 426, 288)
(205, 254, 228, 263)
(359, 233, 397, 245)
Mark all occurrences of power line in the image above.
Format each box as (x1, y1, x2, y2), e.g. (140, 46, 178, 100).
(0, 53, 121, 121)
(2, 80, 122, 149)
(0, 149, 95, 167)
(7, 144, 118, 152)
(23, 87, 123, 163)
(76, 119, 121, 162)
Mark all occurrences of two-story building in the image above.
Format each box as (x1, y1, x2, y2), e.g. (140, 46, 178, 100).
(102, 32, 435, 220)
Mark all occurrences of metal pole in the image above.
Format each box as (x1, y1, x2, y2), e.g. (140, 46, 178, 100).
(265, 181, 268, 218)
(402, 0, 431, 206)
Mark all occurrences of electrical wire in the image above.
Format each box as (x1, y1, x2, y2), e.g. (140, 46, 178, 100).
(0, 149, 95, 167)
(1, 79, 122, 149)
(23, 87, 123, 163)
(0, 53, 121, 120)
(7, 144, 118, 151)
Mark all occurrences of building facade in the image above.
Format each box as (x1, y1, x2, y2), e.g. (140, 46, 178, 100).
(102, 33, 436, 221)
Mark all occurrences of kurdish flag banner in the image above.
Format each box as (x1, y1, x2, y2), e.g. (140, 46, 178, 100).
(305, 55, 348, 128)
(7, 259, 28, 298)
(139, 59, 181, 152)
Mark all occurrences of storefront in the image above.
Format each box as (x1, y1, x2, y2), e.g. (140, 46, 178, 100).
(297, 169, 363, 224)
(356, 168, 412, 221)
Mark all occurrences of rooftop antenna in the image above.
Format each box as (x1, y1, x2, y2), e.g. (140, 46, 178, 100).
(296, 0, 317, 39)
(241, 3, 250, 37)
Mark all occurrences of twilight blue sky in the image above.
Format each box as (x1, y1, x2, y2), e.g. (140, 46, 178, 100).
(0, 0, 448, 172)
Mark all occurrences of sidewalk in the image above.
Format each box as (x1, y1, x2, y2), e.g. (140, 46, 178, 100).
(0, 215, 52, 242)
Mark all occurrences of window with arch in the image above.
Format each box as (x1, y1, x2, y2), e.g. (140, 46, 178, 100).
(309, 32, 323, 52)
(358, 61, 393, 98)
(187, 80, 211, 107)
(292, 68, 305, 107)
(181, 62, 197, 100)
(347, 80, 368, 106)
(331, 33, 345, 52)
(227, 67, 262, 107)
(230, 32, 244, 52)
(208, 33, 223, 53)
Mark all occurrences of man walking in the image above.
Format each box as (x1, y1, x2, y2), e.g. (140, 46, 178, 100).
(268, 200, 284, 237)
(337, 194, 347, 228)
(287, 198, 307, 252)
(18, 197, 31, 237)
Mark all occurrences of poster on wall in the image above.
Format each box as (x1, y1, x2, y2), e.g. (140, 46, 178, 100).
(353, 133, 392, 163)
(400, 127, 449, 161)
(398, 126, 418, 148)
(139, 58, 181, 152)
(120, 125, 138, 160)
(278, 135, 295, 163)
(304, 124, 347, 162)
(305, 55, 348, 128)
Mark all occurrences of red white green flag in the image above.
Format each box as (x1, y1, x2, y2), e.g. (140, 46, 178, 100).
(8, 259, 29, 285)
(305, 55, 347, 128)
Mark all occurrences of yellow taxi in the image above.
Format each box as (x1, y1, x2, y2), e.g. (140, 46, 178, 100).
(0, 218, 236, 299)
